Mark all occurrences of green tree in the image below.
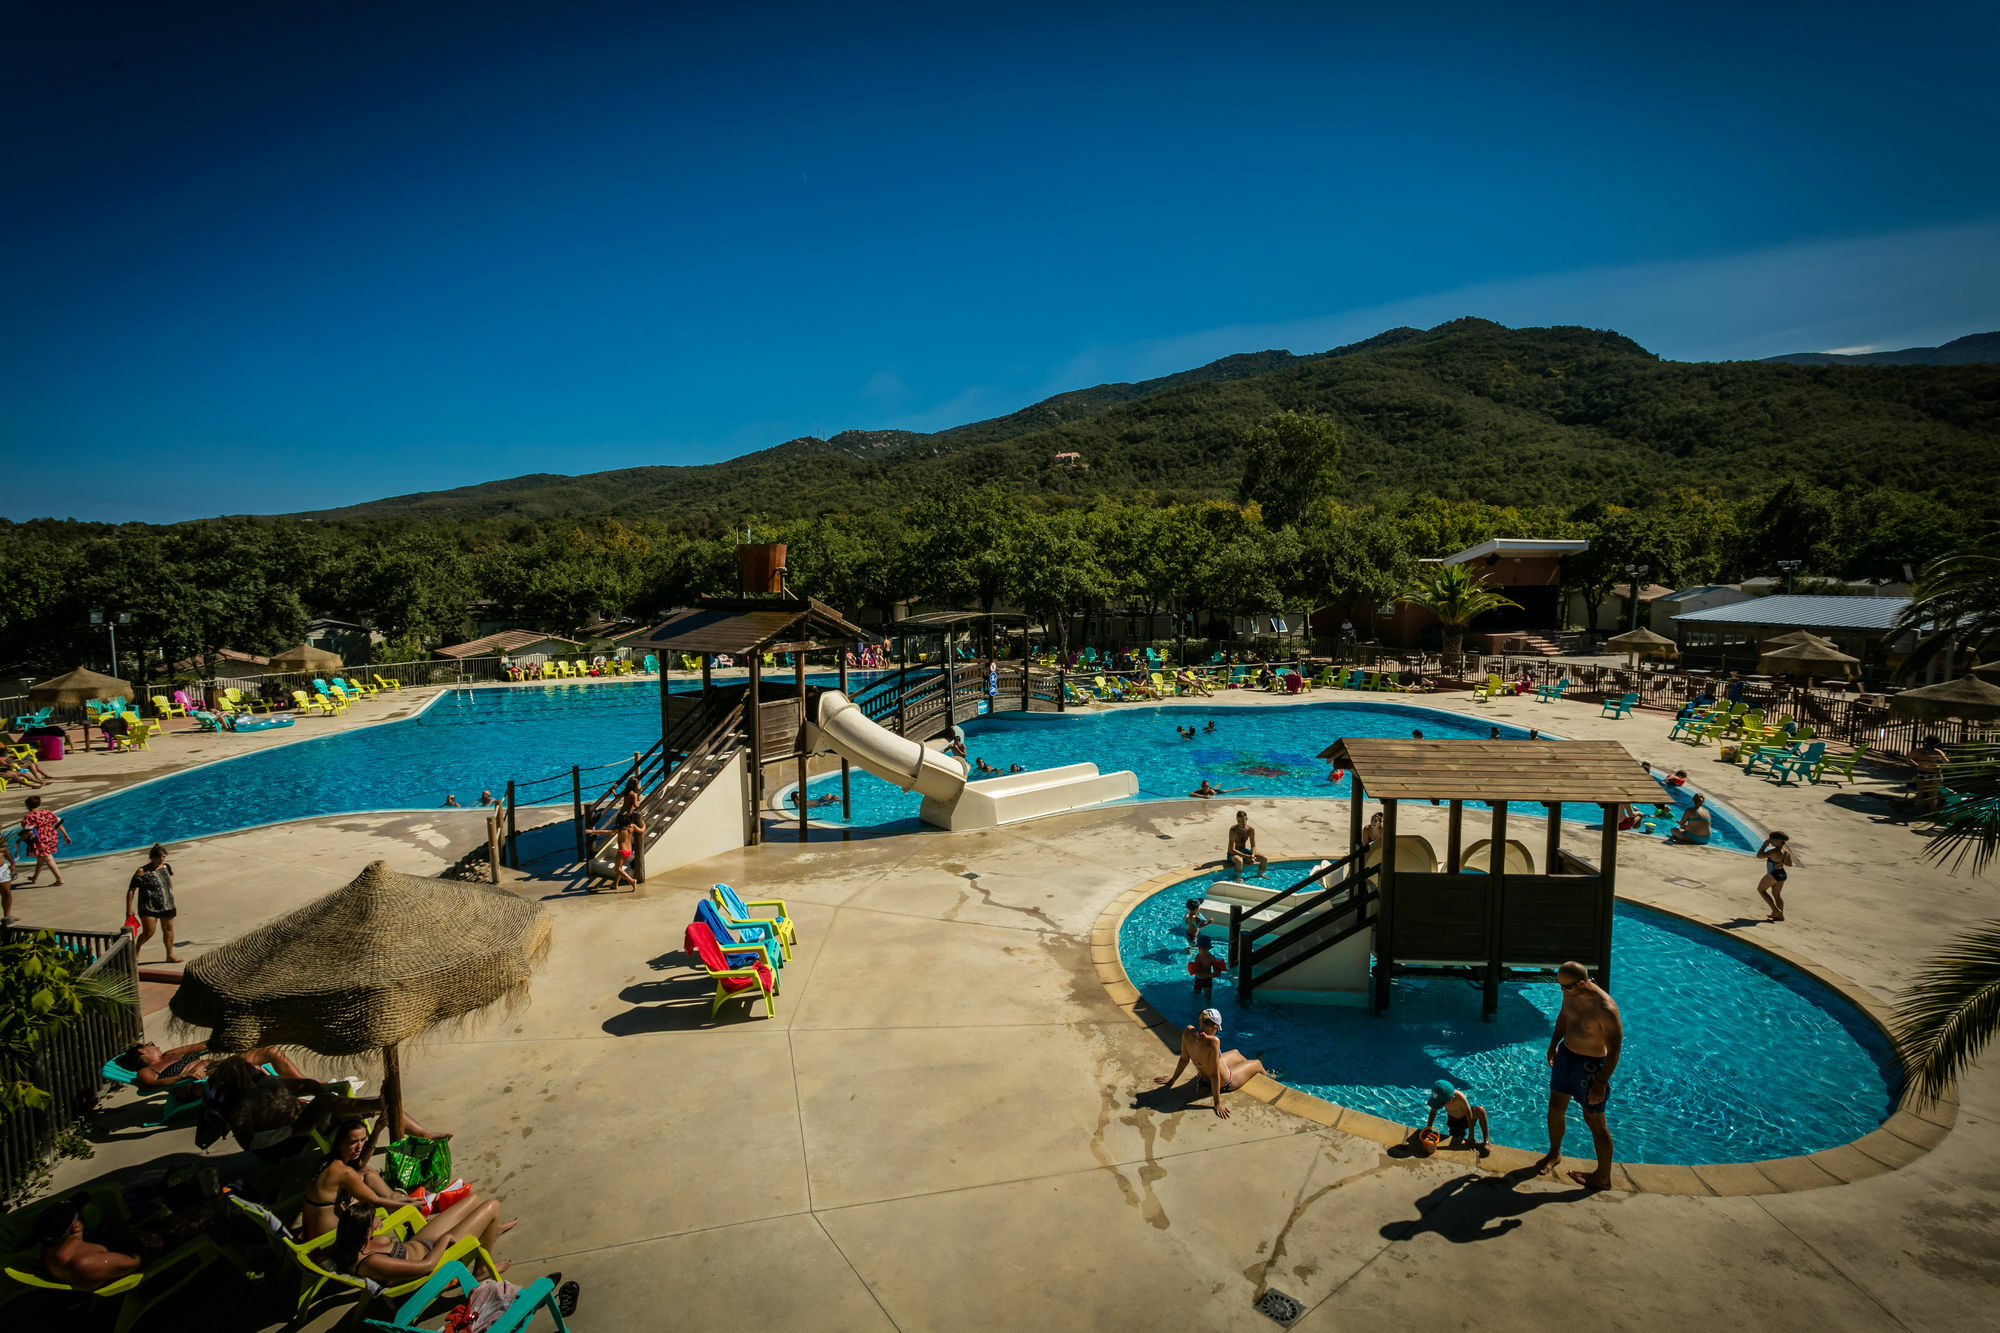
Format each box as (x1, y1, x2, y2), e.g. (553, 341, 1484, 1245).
(1400, 562, 1521, 668)
(1564, 503, 1688, 634)
(1738, 479, 1842, 577)
(1238, 410, 1342, 530)
(1009, 511, 1109, 657)
(1296, 503, 1414, 638)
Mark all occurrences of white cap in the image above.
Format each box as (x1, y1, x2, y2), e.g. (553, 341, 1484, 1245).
(1199, 1008, 1222, 1029)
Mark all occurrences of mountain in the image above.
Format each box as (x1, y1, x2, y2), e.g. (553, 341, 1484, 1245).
(297, 318, 2000, 523)
(1761, 331, 2000, 367)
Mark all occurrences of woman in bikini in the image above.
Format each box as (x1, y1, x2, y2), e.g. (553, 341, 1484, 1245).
(1755, 832, 1793, 921)
(302, 1119, 430, 1238)
(323, 1192, 514, 1284)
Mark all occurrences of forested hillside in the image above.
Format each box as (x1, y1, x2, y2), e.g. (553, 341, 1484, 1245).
(302, 318, 2000, 524)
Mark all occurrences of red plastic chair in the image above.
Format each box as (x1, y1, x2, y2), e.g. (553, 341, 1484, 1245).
(683, 920, 777, 1018)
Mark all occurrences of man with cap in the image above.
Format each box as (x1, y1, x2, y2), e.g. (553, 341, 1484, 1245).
(1419, 1080, 1491, 1157)
(1153, 1008, 1265, 1118)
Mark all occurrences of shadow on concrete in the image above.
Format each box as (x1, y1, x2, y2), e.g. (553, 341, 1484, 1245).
(600, 963, 780, 1034)
(1824, 791, 1908, 824)
(1380, 1168, 1592, 1243)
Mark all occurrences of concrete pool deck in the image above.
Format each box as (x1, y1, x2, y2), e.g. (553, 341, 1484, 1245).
(15, 686, 2000, 1331)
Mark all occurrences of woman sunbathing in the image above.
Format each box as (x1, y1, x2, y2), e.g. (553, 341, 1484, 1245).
(303, 1118, 422, 1238)
(324, 1193, 513, 1284)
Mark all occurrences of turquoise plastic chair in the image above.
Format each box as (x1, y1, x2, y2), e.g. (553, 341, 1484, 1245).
(712, 883, 795, 956)
(642, 655, 659, 674)
(362, 1261, 575, 1331)
(100, 1055, 207, 1128)
(1600, 692, 1639, 719)
(695, 899, 782, 970)
(1768, 742, 1827, 786)
(1533, 679, 1568, 703)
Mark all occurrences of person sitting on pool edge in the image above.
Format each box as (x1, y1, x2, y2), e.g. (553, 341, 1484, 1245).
(1153, 1008, 1264, 1118)
(1226, 810, 1268, 877)
(1419, 1080, 1491, 1157)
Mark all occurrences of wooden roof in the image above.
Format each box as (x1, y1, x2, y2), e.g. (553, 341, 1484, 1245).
(893, 611, 1032, 629)
(634, 597, 878, 655)
(1318, 738, 1661, 803)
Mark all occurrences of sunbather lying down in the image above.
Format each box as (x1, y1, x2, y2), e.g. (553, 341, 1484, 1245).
(326, 1193, 514, 1284)
(194, 1055, 450, 1157)
(37, 1191, 229, 1290)
(115, 1040, 306, 1093)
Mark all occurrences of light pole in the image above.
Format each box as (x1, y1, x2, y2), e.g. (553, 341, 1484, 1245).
(91, 610, 131, 676)
(1777, 560, 1802, 595)
(1622, 565, 1650, 633)
(1176, 612, 1190, 670)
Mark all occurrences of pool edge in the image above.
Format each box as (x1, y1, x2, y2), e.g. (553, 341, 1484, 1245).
(1095, 868, 1955, 1197)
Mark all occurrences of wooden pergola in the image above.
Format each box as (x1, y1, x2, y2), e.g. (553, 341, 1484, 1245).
(891, 610, 1032, 664)
(632, 596, 878, 844)
(1319, 738, 1663, 1017)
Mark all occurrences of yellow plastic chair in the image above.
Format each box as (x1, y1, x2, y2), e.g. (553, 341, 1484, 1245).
(343, 677, 380, 699)
(227, 1197, 491, 1321)
(373, 674, 402, 691)
(151, 693, 190, 722)
(114, 720, 155, 751)
(3, 1230, 255, 1333)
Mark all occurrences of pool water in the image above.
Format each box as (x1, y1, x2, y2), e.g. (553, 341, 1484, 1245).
(1118, 863, 1897, 1165)
(798, 701, 1761, 852)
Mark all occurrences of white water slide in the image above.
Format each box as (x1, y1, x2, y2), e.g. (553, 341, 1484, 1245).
(808, 691, 1138, 831)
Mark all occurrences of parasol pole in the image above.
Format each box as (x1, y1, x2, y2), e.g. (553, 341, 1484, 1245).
(383, 1042, 407, 1143)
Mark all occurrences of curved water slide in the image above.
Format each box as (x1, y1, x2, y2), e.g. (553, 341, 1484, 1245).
(809, 691, 1137, 830)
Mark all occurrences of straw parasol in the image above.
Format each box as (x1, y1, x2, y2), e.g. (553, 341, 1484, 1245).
(1972, 660, 2000, 684)
(1606, 627, 1678, 667)
(267, 644, 344, 671)
(1758, 640, 1860, 679)
(1889, 676, 2000, 723)
(1761, 630, 1840, 652)
(171, 861, 552, 1140)
(28, 666, 133, 705)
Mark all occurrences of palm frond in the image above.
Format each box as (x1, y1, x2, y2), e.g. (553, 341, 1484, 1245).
(70, 968, 138, 1018)
(1922, 745, 2000, 876)
(1893, 919, 2000, 1106)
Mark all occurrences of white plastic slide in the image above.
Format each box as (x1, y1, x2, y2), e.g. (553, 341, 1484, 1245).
(808, 692, 1138, 831)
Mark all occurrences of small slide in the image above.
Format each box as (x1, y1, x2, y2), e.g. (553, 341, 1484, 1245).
(809, 692, 1138, 831)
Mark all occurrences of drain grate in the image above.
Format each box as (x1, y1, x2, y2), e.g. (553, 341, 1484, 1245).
(1664, 876, 1705, 889)
(1255, 1289, 1306, 1326)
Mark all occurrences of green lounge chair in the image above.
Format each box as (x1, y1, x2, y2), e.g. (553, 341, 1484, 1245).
(1811, 743, 1870, 786)
(1600, 692, 1639, 719)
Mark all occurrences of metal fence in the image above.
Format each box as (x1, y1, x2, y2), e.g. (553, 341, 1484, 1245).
(0, 925, 143, 1206)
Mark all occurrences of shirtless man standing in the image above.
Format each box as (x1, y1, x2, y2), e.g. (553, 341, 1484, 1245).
(1154, 1008, 1265, 1118)
(1536, 961, 1622, 1189)
(1226, 811, 1268, 878)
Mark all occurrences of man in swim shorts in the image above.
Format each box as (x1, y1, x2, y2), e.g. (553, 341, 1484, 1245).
(1153, 1008, 1264, 1118)
(1535, 961, 1622, 1189)
(1226, 811, 1268, 877)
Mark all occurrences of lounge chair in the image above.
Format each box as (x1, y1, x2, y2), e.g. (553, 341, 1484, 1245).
(1811, 743, 1870, 786)
(227, 1196, 491, 1321)
(695, 899, 782, 971)
(1742, 741, 1800, 777)
(360, 1260, 576, 1332)
(1665, 707, 1712, 741)
(712, 883, 797, 953)
(1600, 692, 1639, 719)
(1768, 742, 1828, 786)
(642, 655, 660, 673)
(2, 1229, 254, 1333)
(1150, 671, 1177, 698)
(292, 690, 331, 716)
(684, 920, 777, 1018)
(1533, 679, 1569, 704)
(10, 706, 52, 730)
(224, 688, 273, 714)
(1473, 674, 1504, 703)
(112, 720, 156, 751)
(343, 677, 380, 698)
(315, 691, 349, 715)
(373, 674, 402, 692)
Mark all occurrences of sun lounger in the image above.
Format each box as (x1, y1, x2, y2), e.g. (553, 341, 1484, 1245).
(1767, 742, 1828, 786)
(712, 883, 796, 953)
(228, 1195, 489, 1321)
(10, 706, 52, 730)
(360, 1260, 576, 1332)
(695, 899, 782, 971)
(1665, 708, 1711, 741)
(684, 920, 778, 1018)
(1533, 679, 1568, 703)
(373, 674, 402, 692)
(1811, 743, 1869, 785)
(1473, 674, 1504, 703)
(1600, 691, 1639, 719)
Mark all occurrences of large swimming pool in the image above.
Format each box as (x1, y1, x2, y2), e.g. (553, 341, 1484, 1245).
(55, 684, 1756, 858)
(1118, 863, 1898, 1165)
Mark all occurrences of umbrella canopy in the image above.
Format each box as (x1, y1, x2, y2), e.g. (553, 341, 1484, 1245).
(1758, 641, 1861, 678)
(173, 861, 551, 1138)
(1761, 630, 1840, 652)
(1889, 675, 2000, 722)
(28, 666, 133, 705)
(1606, 628, 1678, 654)
(268, 644, 343, 671)
(1972, 660, 2000, 684)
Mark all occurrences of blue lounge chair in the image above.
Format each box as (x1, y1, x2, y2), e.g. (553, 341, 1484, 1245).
(695, 899, 782, 971)
(1600, 692, 1639, 719)
(1533, 679, 1568, 703)
(1742, 742, 1802, 777)
(362, 1260, 576, 1332)
(10, 706, 51, 730)
(711, 883, 795, 958)
(1768, 742, 1828, 786)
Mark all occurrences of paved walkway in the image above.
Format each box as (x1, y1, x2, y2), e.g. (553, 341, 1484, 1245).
(21, 687, 2000, 1331)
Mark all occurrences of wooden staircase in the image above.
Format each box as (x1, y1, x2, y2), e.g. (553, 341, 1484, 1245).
(1515, 633, 1566, 657)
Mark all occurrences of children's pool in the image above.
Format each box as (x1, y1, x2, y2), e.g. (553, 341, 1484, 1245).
(53, 685, 1755, 859)
(1118, 863, 1898, 1165)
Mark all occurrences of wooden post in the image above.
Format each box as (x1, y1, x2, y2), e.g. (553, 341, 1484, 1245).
(701, 652, 712, 698)
(1228, 902, 1243, 970)
(1446, 800, 1463, 873)
(382, 1043, 406, 1144)
(747, 655, 763, 846)
(1544, 801, 1561, 875)
(1347, 773, 1364, 863)
(486, 812, 501, 884)
(1484, 801, 1507, 1021)
(1057, 664, 1067, 713)
(572, 766, 584, 863)
(797, 651, 808, 843)
(838, 648, 851, 818)
(1375, 798, 1398, 1013)
(505, 781, 517, 868)
(1598, 803, 1619, 990)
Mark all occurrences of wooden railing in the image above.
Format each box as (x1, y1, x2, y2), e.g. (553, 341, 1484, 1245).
(0, 927, 142, 1206)
(1228, 852, 1378, 1002)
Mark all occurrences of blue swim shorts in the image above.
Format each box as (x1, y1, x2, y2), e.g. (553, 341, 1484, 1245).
(1550, 1045, 1610, 1110)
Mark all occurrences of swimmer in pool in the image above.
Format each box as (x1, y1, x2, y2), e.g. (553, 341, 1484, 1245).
(1154, 1009, 1264, 1118)
(1203, 721, 1216, 734)
(1191, 780, 1220, 798)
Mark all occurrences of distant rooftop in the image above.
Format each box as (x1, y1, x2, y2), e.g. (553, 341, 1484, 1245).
(435, 629, 584, 658)
(1444, 538, 1590, 564)
(1671, 595, 1911, 632)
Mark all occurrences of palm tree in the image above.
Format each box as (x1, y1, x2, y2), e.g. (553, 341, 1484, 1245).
(1399, 563, 1520, 672)
(1893, 917, 2000, 1107)
(1891, 532, 2000, 683)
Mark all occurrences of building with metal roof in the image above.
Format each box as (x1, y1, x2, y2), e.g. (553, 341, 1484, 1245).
(1670, 595, 1911, 633)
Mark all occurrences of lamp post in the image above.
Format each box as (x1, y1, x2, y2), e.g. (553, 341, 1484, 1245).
(1777, 560, 1802, 595)
(1176, 612, 1190, 670)
(90, 610, 131, 677)
(1622, 565, 1649, 634)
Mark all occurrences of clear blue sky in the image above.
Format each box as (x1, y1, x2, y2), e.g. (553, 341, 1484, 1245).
(5, 1, 1997, 522)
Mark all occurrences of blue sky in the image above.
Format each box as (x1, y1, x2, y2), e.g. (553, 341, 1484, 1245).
(5, 1, 1997, 523)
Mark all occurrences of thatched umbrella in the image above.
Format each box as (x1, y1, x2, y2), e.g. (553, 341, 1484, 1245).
(268, 644, 344, 671)
(28, 666, 133, 705)
(1972, 660, 2000, 684)
(1761, 630, 1840, 652)
(1606, 627, 1678, 667)
(1759, 640, 1860, 679)
(171, 861, 552, 1140)
(1889, 676, 2000, 723)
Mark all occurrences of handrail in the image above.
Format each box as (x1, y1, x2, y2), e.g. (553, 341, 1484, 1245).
(1243, 863, 1376, 949)
(1241, 850, 1361, 941)
(1245, 879, 1375, 967)
(1251, 898, 1378, 988)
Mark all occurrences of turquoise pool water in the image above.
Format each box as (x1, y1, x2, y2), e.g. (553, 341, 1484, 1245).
(55, 686, 1755, 859)
(799, 701, 1761, 852)
(1118, 863, 1898, 1165)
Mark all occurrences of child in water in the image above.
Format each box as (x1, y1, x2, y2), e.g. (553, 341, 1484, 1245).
(1181, 898, 1205, 949)
(1189, 936, 1226, 997)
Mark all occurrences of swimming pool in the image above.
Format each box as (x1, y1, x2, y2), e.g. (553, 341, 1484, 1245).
(1118, 863, 1898, 1165)
(56, 687, 1758, 858)
(796, 701, 1762, 852)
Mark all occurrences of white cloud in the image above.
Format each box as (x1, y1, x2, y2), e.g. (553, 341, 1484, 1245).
(1824, 345, 1884, 355)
